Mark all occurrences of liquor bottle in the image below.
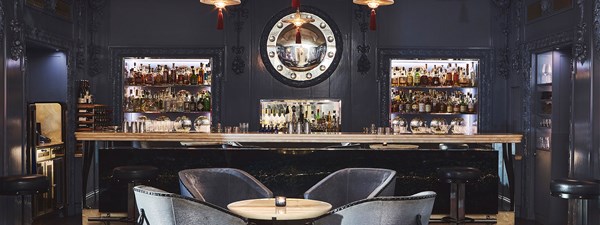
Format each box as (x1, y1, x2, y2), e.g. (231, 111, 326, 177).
(183, 94, 191, 112)
(202, 91, 211, 112)
(444, 63, 453, 86)
(204, 62, 211, 85)
(163, 65, 170, 84)
(170, 63, 177, 84)
(453, 64, 460, 87)
(420, 64, 429, 86)
(190, 95, 197, 112)
(391, 67, 399, 87)
(407, 68, 414, 86)
(414, 68, 421, 86)
(190, 66, 198, 85)
(145, 67, 154, 85)
(198, 63, 205, 85)
(431, 65, 441, 86)
(399, 67, 407, 86)
(470, 62, 477, 87)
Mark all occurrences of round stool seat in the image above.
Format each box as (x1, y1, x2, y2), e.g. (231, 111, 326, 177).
(113, 166, 159, 182)
(550, 179, 600, 199)
(0, 175, 49, 195)
(437, 167, 481, 183)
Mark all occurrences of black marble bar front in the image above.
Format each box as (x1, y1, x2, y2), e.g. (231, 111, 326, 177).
(94, 146, 500, 215)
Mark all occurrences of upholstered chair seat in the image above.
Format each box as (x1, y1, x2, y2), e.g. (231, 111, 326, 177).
(134, 185, 248, 225)
(178, 168, 273, 209)
(304, 168, 397, 209)
(312, 191, 437, 225)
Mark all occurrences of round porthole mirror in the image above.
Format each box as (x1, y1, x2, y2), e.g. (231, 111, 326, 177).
(260, 6, 343, 88)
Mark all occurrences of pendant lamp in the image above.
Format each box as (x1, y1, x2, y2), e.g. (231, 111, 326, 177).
(353, 0, 394, 30)
(283, 9, 315, 44)
(283, 0, 314, 44)
(199, 0, 241, 30)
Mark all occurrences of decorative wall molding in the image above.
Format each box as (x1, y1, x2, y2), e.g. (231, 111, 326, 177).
(87, 0, 106, 77)
(230, 0, 248, 75)
(110, 47, 225, 124)
(594, 0, 600, 55)
(0, 0, 4, 44)
(492, 0, 511, 79)
(573, 0, 588, 65)
(10, 1, 24, 61)
(354, 5, 371, 75)
(377, 48, 492, 130)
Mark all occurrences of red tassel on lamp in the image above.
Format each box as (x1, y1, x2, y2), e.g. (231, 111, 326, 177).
(292, 0, 300, 8)
(353, 0, 394, 31)
(199, 0, 241, 30)
(369, 9, 376, 31)
(296, 27, 302, 44)
(217, 8, 224, 30)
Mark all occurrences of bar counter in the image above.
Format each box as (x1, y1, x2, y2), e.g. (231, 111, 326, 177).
(77, 132, 522, 217)
(75, 132, 522, 144)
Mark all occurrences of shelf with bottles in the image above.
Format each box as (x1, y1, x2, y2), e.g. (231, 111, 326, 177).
(390, 89, 477, 114)
(390, 85, 476, 90)
(123, 58, 212, 87)
(391, 112, 477, 116)
(390, 59, 479, 88)
(260, 99, 342, 133)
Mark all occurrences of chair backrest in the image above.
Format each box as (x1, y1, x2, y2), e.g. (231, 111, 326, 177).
(178, 168, 273, 208)
(304, 168, 397, 209)
(312, 191, 437, 225)
(133, 185, 248, 225)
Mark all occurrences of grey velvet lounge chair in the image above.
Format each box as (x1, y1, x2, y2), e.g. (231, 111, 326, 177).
(304, 168, 397, 209)
(311, 191, 437, 225)
(178, 168, 273, 209)
(133, 185, 248, 225)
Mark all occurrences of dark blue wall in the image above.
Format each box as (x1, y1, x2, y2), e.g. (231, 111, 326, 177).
(107, 0, 493, 132)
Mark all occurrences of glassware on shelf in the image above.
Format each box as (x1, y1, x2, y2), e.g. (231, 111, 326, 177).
(410, 117, 428, 134)
(430, 118, 449, 134)
(194, 116, 211, 133)
(541, 63, 552, 84)
(391, 117, 408, 134)
(175, 116, 192, 132)
(450, 118, 466, 134)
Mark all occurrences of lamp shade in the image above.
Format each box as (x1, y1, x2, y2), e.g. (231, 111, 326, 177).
(353, 0, 393, 30)
(199, 0, 241, 30)
(352, 0, 394, 7)
(199, 0, 241, 7)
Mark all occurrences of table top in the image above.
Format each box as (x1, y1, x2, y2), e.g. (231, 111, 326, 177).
(227, 198, 332, 220)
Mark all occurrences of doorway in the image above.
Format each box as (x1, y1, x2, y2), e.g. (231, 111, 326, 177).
(531, 47, 572, 225)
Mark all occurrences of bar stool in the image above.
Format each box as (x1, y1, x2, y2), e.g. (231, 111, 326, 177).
(89, 165, 158, 224)
(436, 167, 481, 224)
(0, 175, 49, 225)
(550, 178, 600, 225)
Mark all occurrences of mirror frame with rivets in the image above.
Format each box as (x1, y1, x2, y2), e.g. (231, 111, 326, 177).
(260, 6, 343, 88)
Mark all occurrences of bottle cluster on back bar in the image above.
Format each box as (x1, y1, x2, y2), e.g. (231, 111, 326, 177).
(124, 62, 212, 86)
(391, 89, 477, 114)
(260, 100, 342, 133)
(390, 62, 477, 87)
(124, 87, 211, 113)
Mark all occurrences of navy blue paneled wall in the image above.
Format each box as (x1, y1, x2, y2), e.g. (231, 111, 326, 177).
(107, 0, 493, 132)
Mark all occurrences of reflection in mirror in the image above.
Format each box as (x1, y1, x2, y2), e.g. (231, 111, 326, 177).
(276, 24, 327, 72)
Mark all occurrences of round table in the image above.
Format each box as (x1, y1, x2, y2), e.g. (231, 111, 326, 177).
(227, 198, 332, 221)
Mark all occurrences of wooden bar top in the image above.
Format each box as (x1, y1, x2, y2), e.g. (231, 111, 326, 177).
(75, 132, 522, 144)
